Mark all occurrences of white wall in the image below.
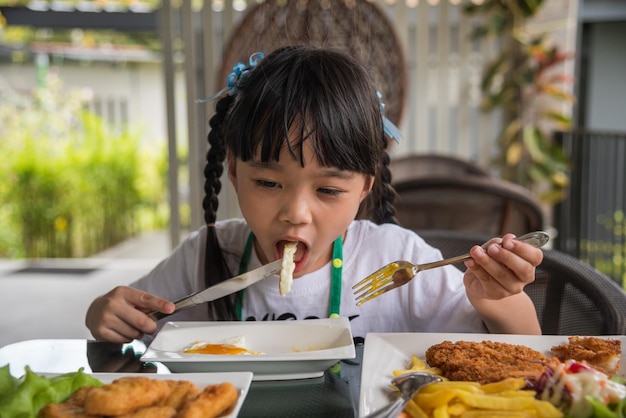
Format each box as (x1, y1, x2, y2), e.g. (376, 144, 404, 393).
(585, 22, 626, 132)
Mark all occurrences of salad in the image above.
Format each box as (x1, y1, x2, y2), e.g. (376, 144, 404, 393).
(0, 364, 102, 417)
(533, 359, 626, 418)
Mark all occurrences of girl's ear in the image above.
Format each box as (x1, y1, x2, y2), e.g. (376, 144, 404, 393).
(360, 175, 375, 202)
(227, 151, 238, 191)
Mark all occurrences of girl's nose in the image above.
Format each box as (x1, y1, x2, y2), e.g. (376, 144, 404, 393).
(278, 192, 313, 225)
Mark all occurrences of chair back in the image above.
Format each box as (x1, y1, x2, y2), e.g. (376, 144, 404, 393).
(390, 154, 489, 184)
(218, 0, 407, 125)
(394, 174, 545, 237)
(417, 229, 626, 335)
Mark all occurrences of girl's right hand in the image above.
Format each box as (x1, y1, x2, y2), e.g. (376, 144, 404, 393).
(85, 286, 175, 343)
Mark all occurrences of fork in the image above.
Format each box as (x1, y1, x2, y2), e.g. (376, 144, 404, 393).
(352, 231, 549, 306)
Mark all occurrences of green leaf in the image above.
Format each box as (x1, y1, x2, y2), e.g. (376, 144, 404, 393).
(498, 119, 523, 146)
(0, 367, 103, 418)
(586, 395, 619, 418)
(0, 367, 51, 418)
(487, 12, 511, 35)
(542, 110, 572, 129)
(0, 365, 17, 397)
(481, 54, 509, 92)
(517, 0, 544, 17)
(522, 125, 547, 163)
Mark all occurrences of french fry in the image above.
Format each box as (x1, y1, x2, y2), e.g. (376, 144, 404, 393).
(419, 382, 481, 394)
(415, 389, 458, 409)
(405, 400, 429, 418)
(403, 377, 563, 418)
(394, 354, 445, 377)
(480, 378, 526, 393)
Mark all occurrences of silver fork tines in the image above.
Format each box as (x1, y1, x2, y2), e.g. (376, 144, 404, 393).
(353, 231, 550, 306)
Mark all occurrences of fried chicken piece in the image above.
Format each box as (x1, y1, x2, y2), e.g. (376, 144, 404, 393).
(38, 387, 100, 418)
(425, 340, 549, 384)
(37, 403, 100, 418)
(551, 336, 622, 376)
(83, 376, 171, 416)
(65, 386, 94, 407)
(118, 406, 177, 418)
(176, 382, 238, 418)
(157, 380, 201, 409)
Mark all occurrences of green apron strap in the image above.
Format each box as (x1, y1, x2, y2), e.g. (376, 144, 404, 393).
(328, 236, 343, 317)
(235, 231, 255, 320)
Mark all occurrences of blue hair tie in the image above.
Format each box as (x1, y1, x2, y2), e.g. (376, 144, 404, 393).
(197, 52, 265, 103)
(377, 91, 402, 145)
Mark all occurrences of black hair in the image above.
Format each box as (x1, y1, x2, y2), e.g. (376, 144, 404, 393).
(202, 45, 397, 319)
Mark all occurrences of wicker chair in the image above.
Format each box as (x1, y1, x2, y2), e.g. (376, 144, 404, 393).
(390, 154, 490, 184)
(218, 0, 407, 125)
(417, 229, 626, 335)
(392, 171, 545, 237)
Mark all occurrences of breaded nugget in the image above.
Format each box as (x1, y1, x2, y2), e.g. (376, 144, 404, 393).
(425, 340, 549, 384)
(551, 336, 622, 376)
(38, 387, 101, 418)
(118, 406, 177, 418)
(157, 380, 201, 409)
(37, 402, 99, 418)
(83, 376, 171, 416)
(65, 386, 95, 407)
(176, 382, 238, 418)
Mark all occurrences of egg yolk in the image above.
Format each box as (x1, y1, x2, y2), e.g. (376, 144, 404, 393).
(183, 343, 250, 355)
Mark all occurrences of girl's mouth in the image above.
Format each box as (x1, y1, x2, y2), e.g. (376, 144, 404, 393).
(277, 240, 306, 274)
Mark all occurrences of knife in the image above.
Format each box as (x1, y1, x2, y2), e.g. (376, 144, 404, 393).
(148, 258, 283, 321)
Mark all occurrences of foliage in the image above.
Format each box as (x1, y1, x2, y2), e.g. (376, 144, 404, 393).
(581, 210, 626, 286)
(464, 0, 575, 203)
(0, 74, 168, 258)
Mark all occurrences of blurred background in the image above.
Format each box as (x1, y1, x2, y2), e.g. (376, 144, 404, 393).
(0, 0, 624, 308)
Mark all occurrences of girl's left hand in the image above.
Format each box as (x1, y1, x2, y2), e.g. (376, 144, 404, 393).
(462, 233, 544, 300)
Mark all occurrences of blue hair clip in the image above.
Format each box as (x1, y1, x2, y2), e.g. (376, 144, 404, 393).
(377, 91, 402, 144)
(197, 52, 265, 103)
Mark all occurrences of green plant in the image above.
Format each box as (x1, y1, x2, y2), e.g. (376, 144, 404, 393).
(0, 74, 168, 258)
(580, 210, 626, 286)
(465, 0, 574, 203)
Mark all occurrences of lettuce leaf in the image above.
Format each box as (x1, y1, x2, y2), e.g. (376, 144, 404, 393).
(0, 365, 18, 396)
(0, 366, 102, 418)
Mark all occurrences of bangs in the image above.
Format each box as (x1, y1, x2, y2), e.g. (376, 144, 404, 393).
(223, 47, 383, 176)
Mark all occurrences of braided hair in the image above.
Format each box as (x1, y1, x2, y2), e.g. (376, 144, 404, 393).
(202, 45, 397, 319)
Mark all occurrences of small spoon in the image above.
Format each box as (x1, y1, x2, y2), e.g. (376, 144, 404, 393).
(364, 371, 443, 418)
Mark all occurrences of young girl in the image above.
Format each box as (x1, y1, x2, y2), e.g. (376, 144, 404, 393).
(86, 46, 543, 344)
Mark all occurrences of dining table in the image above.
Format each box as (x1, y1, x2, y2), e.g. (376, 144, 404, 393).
(0, 338, 364, 417)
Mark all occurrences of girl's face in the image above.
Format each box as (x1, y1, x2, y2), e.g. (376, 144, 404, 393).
(228, 140, 373, 277)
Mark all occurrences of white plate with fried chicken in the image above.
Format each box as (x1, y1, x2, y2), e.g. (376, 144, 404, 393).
(359, 333, 625, 417)
(38, 372, 252, 418)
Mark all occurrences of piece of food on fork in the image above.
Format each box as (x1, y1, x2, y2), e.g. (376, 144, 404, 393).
(352, 231, 550, 306)
(279, 241, 298, 296)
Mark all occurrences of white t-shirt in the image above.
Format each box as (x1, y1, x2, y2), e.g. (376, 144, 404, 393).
(132, 219, 486, 343)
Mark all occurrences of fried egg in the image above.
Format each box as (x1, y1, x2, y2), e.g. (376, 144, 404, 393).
(182, 336, 261, 355)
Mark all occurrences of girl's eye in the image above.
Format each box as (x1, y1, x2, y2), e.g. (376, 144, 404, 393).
(318, 188, 342, 197)
(256, 180, 280, 189)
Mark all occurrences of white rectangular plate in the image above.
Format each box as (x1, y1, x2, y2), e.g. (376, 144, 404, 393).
(359, 333, 626, 417)
(43, 371, 252, 418)
(141, 317, 356, 380)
